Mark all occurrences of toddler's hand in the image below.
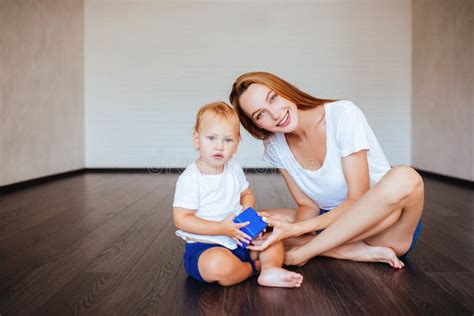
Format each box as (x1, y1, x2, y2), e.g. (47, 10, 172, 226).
(221, 214, 252, 246)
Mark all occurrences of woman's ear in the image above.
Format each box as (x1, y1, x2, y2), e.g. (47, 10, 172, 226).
(192, 131, 200, 150)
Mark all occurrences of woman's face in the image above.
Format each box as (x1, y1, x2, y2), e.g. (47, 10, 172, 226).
(239, 84, 299, 133)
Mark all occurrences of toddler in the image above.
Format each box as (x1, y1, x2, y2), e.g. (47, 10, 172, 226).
(173, 101, 303, 287)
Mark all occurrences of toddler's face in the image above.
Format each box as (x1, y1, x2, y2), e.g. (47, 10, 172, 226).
(194, 113, 240, 169)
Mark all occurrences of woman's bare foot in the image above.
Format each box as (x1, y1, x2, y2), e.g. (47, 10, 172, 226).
(284, 246, 309, 266)
(257, 267, 303, 288)
(285, 240, 405, 269)
(330, 240, 405, 269)
(365, 245, 405, 269)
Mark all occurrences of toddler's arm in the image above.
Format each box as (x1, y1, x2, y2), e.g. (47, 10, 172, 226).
(240, 188, 256, 210)
(173, 207, 252, 246)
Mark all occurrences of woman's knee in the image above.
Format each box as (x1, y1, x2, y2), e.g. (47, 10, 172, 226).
(391, 239, 413, 257)
(383, 166, 424, 204)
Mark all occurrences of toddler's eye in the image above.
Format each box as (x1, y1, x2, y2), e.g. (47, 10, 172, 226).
(225, 139, 234, 143)
(207, 136, 215, 141)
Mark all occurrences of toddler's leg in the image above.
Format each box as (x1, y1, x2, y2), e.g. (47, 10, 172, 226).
(257, 241, 303, 288)
(198, 247, 253, 286)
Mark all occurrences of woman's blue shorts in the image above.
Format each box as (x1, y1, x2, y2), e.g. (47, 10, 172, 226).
(183, 242, 257, 283)
(318, 209, 422, 260)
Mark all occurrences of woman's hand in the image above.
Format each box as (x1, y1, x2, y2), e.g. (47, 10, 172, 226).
(246, 214, 294, 251)
(220, 214, 252, 246)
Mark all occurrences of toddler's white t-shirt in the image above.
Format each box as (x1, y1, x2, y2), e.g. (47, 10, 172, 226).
(173, 158, 250, 249)
(263, 100, 391, 210)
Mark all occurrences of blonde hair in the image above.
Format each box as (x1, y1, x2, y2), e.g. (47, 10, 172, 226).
(194, 101, 240, 136)
(229, 71, 336, 140)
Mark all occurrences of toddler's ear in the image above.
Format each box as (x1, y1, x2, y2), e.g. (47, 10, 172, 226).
(192, 131, 200, 150)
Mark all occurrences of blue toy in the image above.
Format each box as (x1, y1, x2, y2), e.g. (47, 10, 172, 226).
(233, 207, 268, 248)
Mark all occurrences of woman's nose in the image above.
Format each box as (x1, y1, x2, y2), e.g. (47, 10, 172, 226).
(269, 107, 281, 120)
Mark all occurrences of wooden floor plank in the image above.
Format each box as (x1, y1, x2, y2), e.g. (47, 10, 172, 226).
(426, 272, 474, 312)
(0, 174, 167, 314)
(0, 174, 145, 295)
(33, 272, 121, 316)
(0, 172, 472, 315)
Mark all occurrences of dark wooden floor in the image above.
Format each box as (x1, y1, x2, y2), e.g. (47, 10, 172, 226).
(0, 171, 472, 315)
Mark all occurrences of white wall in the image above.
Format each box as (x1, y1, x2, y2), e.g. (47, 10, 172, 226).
(412, 0, 473, 181)
(85, 0, 411, 168)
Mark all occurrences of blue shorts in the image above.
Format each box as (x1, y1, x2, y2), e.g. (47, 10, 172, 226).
(317, 209, 422, 260)
(183, 242, 257, 283)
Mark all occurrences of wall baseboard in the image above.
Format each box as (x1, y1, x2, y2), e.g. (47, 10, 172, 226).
(414, 168, 473, 189)
(86, 168, 281, 174)
(2, 167, 472, 194)
(0, 169, 86, 194)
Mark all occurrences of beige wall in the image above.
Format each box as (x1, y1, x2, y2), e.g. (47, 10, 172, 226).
(0, 0, 85, 186)
(2, 1, 472, 185)
(412, 0, 474, 181)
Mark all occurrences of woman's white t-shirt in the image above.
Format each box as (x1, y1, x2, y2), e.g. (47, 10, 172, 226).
(262, 100, 391, 210)
(173, 158, 250, 249)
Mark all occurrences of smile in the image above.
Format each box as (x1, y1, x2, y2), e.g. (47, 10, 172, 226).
(277, 111, 290, 127)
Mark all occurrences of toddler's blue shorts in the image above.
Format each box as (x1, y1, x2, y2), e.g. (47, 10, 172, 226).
(183, 242, 257, 283)
(317, 209, 422, 260)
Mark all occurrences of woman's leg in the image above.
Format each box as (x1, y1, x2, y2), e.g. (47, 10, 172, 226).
(261, 204, 406, 268)
(319, 241, 404, 268)
(256, 241, 303, 287)
(285, 166, 424, 266)
(198, 247, 254, 286)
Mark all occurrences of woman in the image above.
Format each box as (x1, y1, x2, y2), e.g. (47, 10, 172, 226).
(229, 72, 423, 268)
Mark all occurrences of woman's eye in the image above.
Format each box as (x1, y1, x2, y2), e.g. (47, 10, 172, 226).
(256, 112, 263, 120)
(270, 94, 277, 103)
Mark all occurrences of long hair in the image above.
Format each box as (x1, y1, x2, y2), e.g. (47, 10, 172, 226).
(229, 72, 336, 140)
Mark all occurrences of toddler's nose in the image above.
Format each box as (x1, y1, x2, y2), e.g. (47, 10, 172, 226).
(216, 141, 224, 150)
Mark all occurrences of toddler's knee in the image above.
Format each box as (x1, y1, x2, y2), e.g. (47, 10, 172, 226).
(199, 253, 234, 282)
(209, 260, 238, 284)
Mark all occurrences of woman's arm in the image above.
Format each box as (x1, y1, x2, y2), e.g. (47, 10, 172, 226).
(292, 149, 370, 233)
(248, 150, 371, 251)
(247, 169, 320, 251)
(280, 169, 320, 222)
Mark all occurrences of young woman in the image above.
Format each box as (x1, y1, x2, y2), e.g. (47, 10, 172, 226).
(229, 72, 423, 268)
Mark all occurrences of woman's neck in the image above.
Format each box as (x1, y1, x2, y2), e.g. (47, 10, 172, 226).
(291, 105, 325, 140)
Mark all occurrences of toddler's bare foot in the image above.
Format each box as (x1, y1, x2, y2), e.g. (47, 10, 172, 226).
(257, 267, 303, 288)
